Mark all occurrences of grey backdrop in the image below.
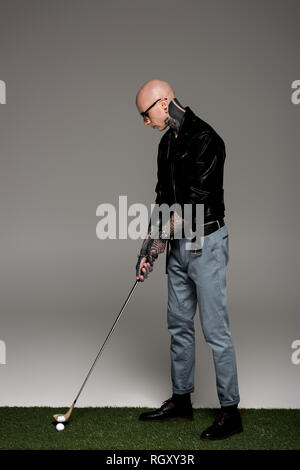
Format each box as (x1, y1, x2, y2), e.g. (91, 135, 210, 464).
(0, 0, 299, 408)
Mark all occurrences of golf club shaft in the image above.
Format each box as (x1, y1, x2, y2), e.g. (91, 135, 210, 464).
(73, 280, 140, 404)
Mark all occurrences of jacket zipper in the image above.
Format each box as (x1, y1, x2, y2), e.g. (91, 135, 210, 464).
(168, 133, 177, 203)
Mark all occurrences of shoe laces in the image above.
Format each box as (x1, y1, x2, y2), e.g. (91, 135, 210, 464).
(214, 409, 228, 425)
(161, 397, 173, 408)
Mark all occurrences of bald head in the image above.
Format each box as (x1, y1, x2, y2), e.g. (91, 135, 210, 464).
(136, 79, 186, 134)
(136, 79, 175, 111)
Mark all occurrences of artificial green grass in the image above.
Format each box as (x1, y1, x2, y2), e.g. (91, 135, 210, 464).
(0, 407, 299, 450)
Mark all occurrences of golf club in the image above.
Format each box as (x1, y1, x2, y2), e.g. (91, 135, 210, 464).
(53, 279, 140, 423)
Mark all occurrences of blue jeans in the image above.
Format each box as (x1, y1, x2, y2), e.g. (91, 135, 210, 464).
(167, 222, 240, 407)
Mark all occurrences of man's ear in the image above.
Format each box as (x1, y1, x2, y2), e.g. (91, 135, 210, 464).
(162, 98, 169, 113)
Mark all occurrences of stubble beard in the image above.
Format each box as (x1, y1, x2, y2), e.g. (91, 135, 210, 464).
(164, 116, 180, 136)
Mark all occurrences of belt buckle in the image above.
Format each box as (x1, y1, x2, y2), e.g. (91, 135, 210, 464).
(190, 238, 204, 255)
(191, 248, 202, 255)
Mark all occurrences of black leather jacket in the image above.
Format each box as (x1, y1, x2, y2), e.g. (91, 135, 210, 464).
(154, 106, 226, 227)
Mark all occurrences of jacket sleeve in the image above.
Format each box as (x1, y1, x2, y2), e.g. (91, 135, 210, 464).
(185, 130, 225, 203)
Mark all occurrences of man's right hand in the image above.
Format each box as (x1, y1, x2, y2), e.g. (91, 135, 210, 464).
(135, 238, 166, 282)
(136, 254, 154, 282)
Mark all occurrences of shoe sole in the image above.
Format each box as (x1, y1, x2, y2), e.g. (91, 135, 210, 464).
(139, 416, 194, 423)
(200, 427, 243, 441)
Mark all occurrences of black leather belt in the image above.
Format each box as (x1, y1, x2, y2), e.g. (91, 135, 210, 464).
(165, 219, 225, 273)
(203, 218, 225, 236)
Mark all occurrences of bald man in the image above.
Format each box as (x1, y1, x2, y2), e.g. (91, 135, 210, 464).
(135, 79, 243, 441)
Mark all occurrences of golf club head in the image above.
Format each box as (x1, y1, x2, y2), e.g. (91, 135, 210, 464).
(53, 402, 75, 423)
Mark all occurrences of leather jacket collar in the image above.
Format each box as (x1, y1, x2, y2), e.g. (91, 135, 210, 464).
(168, 106, 204, 153)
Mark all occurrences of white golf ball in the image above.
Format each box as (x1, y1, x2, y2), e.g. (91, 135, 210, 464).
(57, 416, 66, 423)
(56, 423, 64, 431)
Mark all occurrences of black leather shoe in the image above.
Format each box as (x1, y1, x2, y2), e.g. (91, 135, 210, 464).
(139, 396, 193, 422)
(200, 408, 243, 440)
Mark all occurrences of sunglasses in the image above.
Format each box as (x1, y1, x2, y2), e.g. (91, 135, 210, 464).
(140, 97, 167, 119)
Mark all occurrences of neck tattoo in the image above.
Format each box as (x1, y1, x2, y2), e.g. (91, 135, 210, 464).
(164, 97, 186, 138)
